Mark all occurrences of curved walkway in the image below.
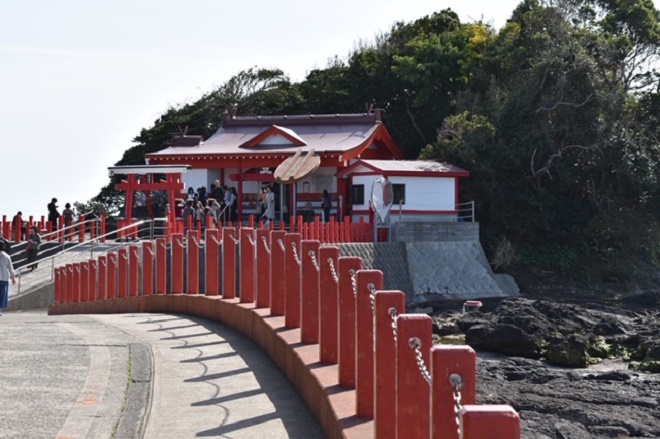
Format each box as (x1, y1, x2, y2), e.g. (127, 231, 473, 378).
(0, 310, 322, 439)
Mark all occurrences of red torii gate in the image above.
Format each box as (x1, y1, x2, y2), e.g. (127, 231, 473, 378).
(108, 165, 191, 224)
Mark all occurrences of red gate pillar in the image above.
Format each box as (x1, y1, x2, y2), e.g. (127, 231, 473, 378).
(186, 230, 200, 294)
(270, 230, 287, 316)
(98, 255, 107, 300)
(88, 260, 98, 301)
(319, 246, 339, 364)
(107, 253, 117, 299)
(300, 240, 320, 344)
(222, 227, 237, 299)
(284, 233, 302, 328)
(338, 257, 361, 388)
(396, 314, 433, 439)
(142, 242, 154, 296)
(239, 228, 255, 303)
(255, 228, 271, 309)
(355, 269, 383, 418)
(155, 238, 167, 295)
(205, 229, 221, 296)
(118, 248, 129, 299)
(129, 245, 139, 297)
(171, 233, 184, 294)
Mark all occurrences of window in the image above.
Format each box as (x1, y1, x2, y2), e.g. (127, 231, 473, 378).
(392, 184, 405, 205)
(351, 184, 365, 205)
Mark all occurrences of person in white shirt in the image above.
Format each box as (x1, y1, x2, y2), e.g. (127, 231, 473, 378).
(0, 248, 17, 315)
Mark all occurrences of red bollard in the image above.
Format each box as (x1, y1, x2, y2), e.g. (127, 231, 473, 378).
(78, 215, 86, 243)
(155, 238, 167, 295)
(54, 267, 62, 304)
(73, 263, 81, 303)
(128, 245, 139, 297)
(98, 255, 107, 300)
(107, 253, 117, 299)
(66, 264, 74, 303)
(186, 230, 200, 294)
(255, 228, 271, 309)
(118, 248, 129, 299)
(239, 228, 256, 303)
(270, 230, 287, 316)
(319, 245, 339, 364)
(374, 290, 406, 437)
(300, 240, 321, 344)
(338, 257, 361, 388)
(460, 405, 521, 439)
(142, 242, 154, 296)
(100, 211, 107, 243)
(222, 227, 237, 299)
(171, 233, 184, 294)
(355, 269, 383, 418)
(88, 259, 97, 301)
(431, 346, 476, 439)
(205, 229, 221, 296)
(396, 314, 433, 439)
(284, 233, 302, 328)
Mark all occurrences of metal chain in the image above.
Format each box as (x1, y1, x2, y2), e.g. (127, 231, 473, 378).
(309, 250, 320, 273)
(227, 233, 240, 244)
(368, 282, 376, 313)
(209, 234, 223, 246)
(327, 258, 339, 284)
(389, 307, 398, 342)
(277, 239, 286, 253)
(261, 236, 271, 255)
(409, 337, 432, 384)
(450, 373, 464, 438)
(246, 234, 255, 246)
(291, 243, 302, 266)
(348, 269, 357, 297)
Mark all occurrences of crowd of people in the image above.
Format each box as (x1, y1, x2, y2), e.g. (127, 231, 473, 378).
(173, 181, 242, 228)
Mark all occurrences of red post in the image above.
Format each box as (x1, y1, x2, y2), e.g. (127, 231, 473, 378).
(54, 267, 62, 304)
(374, 290, 406, 438)
(396, 314, 433, 439)
(128, 245, 139, 297)
(460, 406, 521, 439)
(300, 240, 321, 344)
(78, 215, 86, 243)
(107, 253, 117, 299)
(100, 211, 107, 242)
(338, 257, 361, 388)
(88, 259, 97, 301)
(255, 228, 271, 309)
(284, 233, 302, 328)
(171, 233, 184, 294)
(431, 346, 476, 439)
(270, 230, 287, 316)
(205, 228, 220, 296)
(142, 242, 154, 296)
(355, 269, 383, 418)
(222, 227, 237, 299)
(66, 264, 74, 303)
(98, 255, 107, 300)
(239, 228, 255, 303)
(319, 245, 339, 364)
(72, 262, 81, 303)
(117, 248, 128, 299)
(186, 230, 200, 294)
(58, 216, 65, 243)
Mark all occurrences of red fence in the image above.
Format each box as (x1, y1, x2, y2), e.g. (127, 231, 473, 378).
(50, 226, 520, 439)
(1, 213, 107, 243)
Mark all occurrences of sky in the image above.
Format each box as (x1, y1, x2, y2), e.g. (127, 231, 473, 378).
(0, 0, 597, 217)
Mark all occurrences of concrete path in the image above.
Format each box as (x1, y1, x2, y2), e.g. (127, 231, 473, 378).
(0, 310, 323, 439)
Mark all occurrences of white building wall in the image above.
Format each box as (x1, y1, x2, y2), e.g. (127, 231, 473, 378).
(182, 169, 209, 194)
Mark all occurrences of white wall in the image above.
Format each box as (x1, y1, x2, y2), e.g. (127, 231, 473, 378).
(182, 169, 209, 194)
(296, 167, 337, 193)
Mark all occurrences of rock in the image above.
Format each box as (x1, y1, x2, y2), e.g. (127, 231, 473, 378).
(465, 323, 544, 358)
(546, 334, 589, 368)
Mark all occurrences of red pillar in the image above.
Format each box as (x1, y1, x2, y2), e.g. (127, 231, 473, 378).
(255, 228, 271, 309)
(205, 228, 220, 296)
(300, 240, 320, 344)
(355, 269, 383, 418)
(107, 253, 117, 299)
(396, 314, 433, 439)
(186, 230, 200, 294)
(98, 255, 107, 300)
(72, 263, 81, 303)
(66, 264, 74, 303)
(338, 257, 361, 388)
(270, 230, 287, 316)
(319, 246, 339, 364)
(155, 238, 167, 295)
(117, 248, 129, 299)
(284, 233, 302, 328)
(129, 245, 139, 297)
(222, 227, 237, 299)
(142, 242, 154, 296)
(374, 290, 406, 438)
(78, 215, 86, 242)
(460, 406, 521, 439)
(88, 260, 98, 301)
(54, 267, 62, 304)
(171, 233, 184, 294)
(239, 228, 255, 303)
(100, 211, 107, 242)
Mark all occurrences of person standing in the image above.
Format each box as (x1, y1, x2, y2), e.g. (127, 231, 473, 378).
(0, 246, 17, 315)
(264, 186, 275, 227)
(47, 198, 60, 231)
(12, 211, 23, 241)
(321, 190, 332, 223)
(26, 226, 41, 271)
(223, 186, 233, 222)
(62, 203, 75, 240)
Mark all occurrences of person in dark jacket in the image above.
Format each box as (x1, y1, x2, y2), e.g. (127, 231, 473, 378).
(47, 198, 60, 231)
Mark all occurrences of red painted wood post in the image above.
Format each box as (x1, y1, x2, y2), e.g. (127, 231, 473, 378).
(374, 290, 406, 438)
(59, 216, 65, 243)
(72, 263, 81, 303)
(319, 245, 339, 364)
(89, 217, 96, 241)
(66, 264, 74, 303)
(355, 269, 383, 418)
(88, 259, 97, 301)
(186, 230, 200, 294)
(270, 230, 287, 316)
(249, 215, 254, 228)
(107, 253, 117, 299)
(222, 227, 237, 299)
(54, 267, 61, 304)
(155, 238, 167, 295)
(460, 406, 521, 439)
(284, 233, 302, 328)
(171, 233, 184, 294)
(239, 227, 256, 303)
(117, 248, 129, 299)
(255, 228, 271, 309)
(78, 215, 86, 243)
(142, 242, 154, 296)
(431, 347, 477, 439)
(396, 314, 433, 439)
(300, 240, 321, 344)
(128, 245, 139, 297)
(338, 257, 361, 388)
(98, 255, 107, 300)
(100, 211, 107, 242)
(205, 228, 220, 296)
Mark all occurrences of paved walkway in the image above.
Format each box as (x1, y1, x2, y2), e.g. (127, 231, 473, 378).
(0, 310, 323, 439)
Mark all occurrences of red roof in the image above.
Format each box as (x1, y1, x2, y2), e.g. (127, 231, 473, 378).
(336, 159, 469, 178)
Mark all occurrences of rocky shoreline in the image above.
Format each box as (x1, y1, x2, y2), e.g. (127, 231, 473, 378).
(430, 292, 660, 438)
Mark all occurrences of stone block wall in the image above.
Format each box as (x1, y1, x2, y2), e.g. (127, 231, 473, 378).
(391, 222, 479, 242)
